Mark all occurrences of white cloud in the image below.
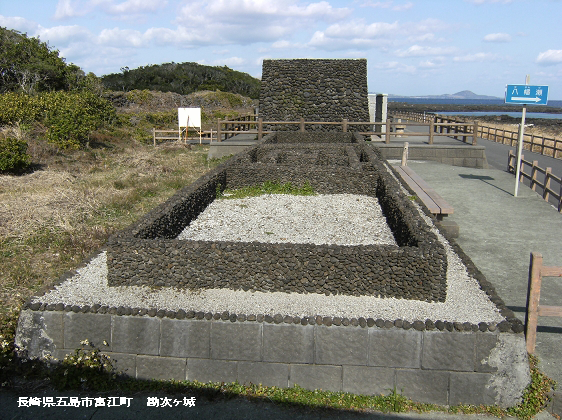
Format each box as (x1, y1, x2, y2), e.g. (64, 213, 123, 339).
(396, 45, 457, 57)
(200, 0, 350, 20)
(271, 40, 292, 49)
(453, 52, 498, 62)
(213, 56, 245, 66)
(54, 0, 89, 19)
(373, 61, 416, 73)
(393, 2, 413, 11)
(171, 0, 351, 46)
(308, 29, 394, 51)
(324, 21, 399, 38)
(361, 1, 413, 11)
(483, 32, 511, 42)
(98, 27, 145, 47)
(106, 0, 167, 14)
(307, 17, 451, 53)
(36, 25, 92, 45)
(54, 0, 167, 21)
(408, 33, 435, 42)
(407, 18, 451, 34)
(419, 60, 437, 68)
(0, 15, 40, 33)
(536, 49, 562, 65)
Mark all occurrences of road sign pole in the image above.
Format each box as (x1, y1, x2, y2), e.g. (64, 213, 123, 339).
(514, 75, 530, 197)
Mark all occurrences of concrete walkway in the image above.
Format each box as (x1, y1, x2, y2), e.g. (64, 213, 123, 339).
(401, 160, 561, 415)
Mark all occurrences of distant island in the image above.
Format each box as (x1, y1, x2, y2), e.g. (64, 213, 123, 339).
(380, 90, 502, 100)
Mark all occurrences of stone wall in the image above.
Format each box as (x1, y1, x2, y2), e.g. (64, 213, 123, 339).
(106, 133, 448, 302)
(16, 131, 531, 408)
(259, 59, 370, 131)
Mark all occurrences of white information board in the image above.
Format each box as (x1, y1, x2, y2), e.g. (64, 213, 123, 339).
(178, 107, 201, 128)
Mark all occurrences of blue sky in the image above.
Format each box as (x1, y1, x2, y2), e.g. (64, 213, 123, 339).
(2, 0, 562, 98)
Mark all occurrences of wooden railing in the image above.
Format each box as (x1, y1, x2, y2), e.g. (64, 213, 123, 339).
(216, 117, 479, 145)
(508, 150, 562, 212)
(525, 252, 562, 353)
(392, 111, 562, 159)
(220, 114, 257, 140)
(151, 128, 215, 146)
(390, 111, 433, 123)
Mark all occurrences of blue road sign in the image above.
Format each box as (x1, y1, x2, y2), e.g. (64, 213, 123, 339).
(505, 84, 549, 105)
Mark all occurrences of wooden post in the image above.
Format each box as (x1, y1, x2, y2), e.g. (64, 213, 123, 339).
(519, 154, 525, 182)
(559, 182, 562, 212)
(342, 118, 348, 133)
(385, 118, 390, 144)
(153, 128, 156, 147)
(401, 142, 409, 166)
(508, 150, 514, 173)
(258, 118, 263, 141)
(300, 118, 305, 132)
(429, 119, 434, 145)
(531, 161, 539, 191)
(217, 119, 222, 142)
(472, 121, 478, 145)
(525, 252, 543, 354)
(544, 168, 552, 201)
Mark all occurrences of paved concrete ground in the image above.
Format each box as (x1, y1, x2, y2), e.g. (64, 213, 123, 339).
(403, 161, 562, 379)
(400, 160, 561, 419)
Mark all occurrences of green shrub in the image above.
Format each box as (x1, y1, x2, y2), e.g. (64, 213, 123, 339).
(0, 92, 43, 124)
(0, 91, 116, 149)
(43, 91, 116, 149)
(0, 137, 31, 173)
(125, 89, 153, 105)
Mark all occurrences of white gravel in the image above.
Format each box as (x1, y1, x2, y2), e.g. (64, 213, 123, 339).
(177, 194, 397, 246)
(33, 190, 504, 323)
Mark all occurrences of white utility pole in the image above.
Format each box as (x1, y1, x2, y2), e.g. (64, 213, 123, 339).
(514, 74, 530, 197)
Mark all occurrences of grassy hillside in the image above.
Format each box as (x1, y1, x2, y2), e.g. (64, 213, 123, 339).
(101, 62, 261, 99)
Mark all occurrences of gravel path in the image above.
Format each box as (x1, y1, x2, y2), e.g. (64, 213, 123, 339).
(177, 194, 397, 246)
(33, 191, 504, 323)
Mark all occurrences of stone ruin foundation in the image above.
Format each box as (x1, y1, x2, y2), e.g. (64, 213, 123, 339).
(16, 132, 530, 408)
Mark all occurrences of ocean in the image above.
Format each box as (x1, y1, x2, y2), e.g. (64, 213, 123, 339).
(387, 97, 562, 108)
(385, 97, 562, 119)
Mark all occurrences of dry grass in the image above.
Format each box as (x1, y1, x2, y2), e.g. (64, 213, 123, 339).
(0, 141, 216, 315)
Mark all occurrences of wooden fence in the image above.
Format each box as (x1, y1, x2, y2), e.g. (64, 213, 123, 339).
(507, 150, 562, 212)
(525, 252, 562, 353)
(151, 128, 215, 146)
(391, 111, 562, 159)
(215, 117, 479, 145)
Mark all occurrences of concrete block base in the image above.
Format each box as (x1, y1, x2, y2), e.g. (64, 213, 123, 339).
(15, 310, 531, 408)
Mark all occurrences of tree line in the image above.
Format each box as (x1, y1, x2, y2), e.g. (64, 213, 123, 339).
(101, 62, 260, 99)
(0, 27, 261, 172)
